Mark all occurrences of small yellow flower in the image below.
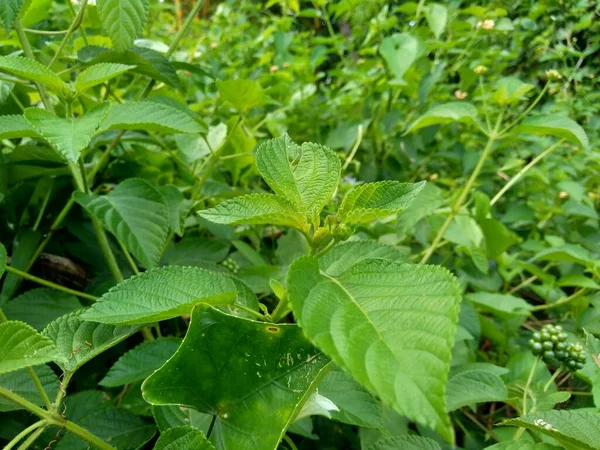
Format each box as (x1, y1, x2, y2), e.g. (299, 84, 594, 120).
(282, 62, 290, 68)
(476, 19, 495, 30)
(429, 173, 439, 182)
(210, 42, 218, 49)
(270, 65, 279, 73)
(454, 90, 468, 100)
(559, 191, 569, 199)
(545, 69, 562, 80)
(474, 65, 488, 74)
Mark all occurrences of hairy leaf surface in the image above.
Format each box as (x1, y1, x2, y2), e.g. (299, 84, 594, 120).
(96, 0, 149, 51)
(0, 321, 59, 374)
(0, 114, 39, 139)
(0, 55, 68, 93)
(74, 63, 135, 94)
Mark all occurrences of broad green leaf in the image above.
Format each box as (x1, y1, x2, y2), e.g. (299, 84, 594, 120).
(379, 33, 425, 85)
(405, 102, 478, 134)
(163, 237, 229, 266)
(199, 194, 305, 229)
(42, 310, 141, 372)
(143, 305, 330, 450)
(153, 405, 213, 433)
(0, 0, 24, 32)
(319, 240, 408, 277)
(557, 274, 600, 289)
(502, 410, 600, 450)
(0, 114, 40, 139)
(492, 77, 534, 105)
(446, 366, 508, 411)
(424, 3, 448, 39)
(514, 114, 589, 150)
(100, 337, 181, 387)
(3, 288, 82, 330)
(466, 292, 533, 317)
(337, 181, 425, 224)
(0, 321, 58, 374)
(255, 135, 341, 223)
(533, 244, 596, 269)
(159, 185, 189, 237)
(0, 365, 59, 412)
(96, 0, 149, 52)
(216, 79, 266, 112)
(24, 102, 111, 162)
(154, 426, 215, 450)
(584, 330, 600, 369)
(74, 63, 135, 94)
(0, 55, 68, 94)
(0, 242, 5, 278)
(80, 266, 249, 324)
(366, 436, 442, 450)
(485, 441, 561, 450)
(288, 257, 461, 442)
(74, 178, 169, 268)
(99, 101, 205, 134)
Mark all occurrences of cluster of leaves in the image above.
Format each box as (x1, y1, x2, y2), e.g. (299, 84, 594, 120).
(1, 1, 600, 450)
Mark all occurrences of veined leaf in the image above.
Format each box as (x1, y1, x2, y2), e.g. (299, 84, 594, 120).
(288, 257, 461, 442)
(502, 410, 600, 450)
(43, 310, 141, 372)
(216, 79, 266, 112)
(80, 266, 248, 324)
(1, 0, 25, 32)
(0, 114, 40, 139)
(100, 337, 181, 387)
(199, 194, 306, 229)
(154, 426, 215, 450)
(446, 366, 508, 411)
(153, 405, 213, 433)
(24, 102, 111, 162)
(99, 101, 205, 134)
(142, 305, 330, 450)
(0, 321, 59, 374)
(74, 63, 135, 94)
(96, 0, 150, 52)
(405, 102, 478, 134)
(514, 114, 589, 150)
(74, 178, 169, 268)
(0, 365, 59, 412)
(337, 181, 426, 224)
(319, 240, 408, 277)
(366, 436, 442, 450)
(0, 55, 68, 93)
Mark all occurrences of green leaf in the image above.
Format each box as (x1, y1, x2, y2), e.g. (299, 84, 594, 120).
(142, 305, 330, 450)
(199, 194, 305, 229)
(337, 181, 425, 224)
(0, 0, 24, 32)
(163, 238, 229, 266)
(366, 436, 442, 450)
(424, 3, 448, 39)
(446, 366, 508, 411)
(502, 410, 600, 450)
(514, 114, 589, 150)
(100, 337, 181, 387)
(80, 266, 246, 324)
(0, 242, 5, 278)
(159, 185, 189, 237)
(0, 321, 58, 374)
(96, 0, 149, 52)
(74, 63, 135, 94)
(0, 365, 59, 412)
(288, 257, 461, 442)
(557, 274, 600, 290)
(154, 426, 215, 450)
(533, 244, 596, 269)
(0, 55, 68, 93)
(24, 102, 111, 162)
(405, 102, 478, 134)
(255, 135, 341, 224)
(0, 114, 40, 139)
(42, 310, 141, 372)
(583, 330, 600, 369)
(3, 288, 82, 330)
(99, 101, 206, 134)
(485, 440, 561, 450)
(153, 405, 213, 433)
(216, 79, 266, 112)
(74, 178, 169, 268)
(492, 77, 534, 105)
(466, 292, 533, 317)
(379, 33, 425, 85)
(0, 230, 41, 304)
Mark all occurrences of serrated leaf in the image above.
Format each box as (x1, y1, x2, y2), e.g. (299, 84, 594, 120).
(366, 435, 442, 450)
(485, 440, 561, 450)
(143, 306, 329, 450)
(100, 337, 181, 387)
(3, 288, 82, 330)
(338, 181, 426, 224)
(80, 266, 249, 324)
(1, 0, 24, 32)
(154, 426, 215, 450)
(446, 366, 508, 411)
(287, 257, 461, 442)
(74, 63, 135, 94)
(0, 365, 59, 412)
(199, 194, 305, 229)
(379, 33, 425, 85)
(74, 178, 169, 268)
(0, 321, 59, 374)
(99, 101, 205, 134)
(514, 114, 589, 150)
(96, 0, 149, 52)
(42, 310, 141, 372)
(0, 55, 68, 93)
(405, 102, 478, 133)
(24, 102, 111, 162)
(0, 114, 40, 139)
(216, 79, 266, 112)
(502, 410, 600, 450)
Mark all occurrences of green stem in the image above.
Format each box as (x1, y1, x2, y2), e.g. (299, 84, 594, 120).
(232, 303, 269, 321)
(32, 183, 53, 232)
(4, 266, 98, 301)
(47, 0, 88, 68)
(532, 289, 586, 311)
(523, 357, 539, 415)
(165, 0, 205, 56)
(16, 425, 47, 450)
(90, 217, 124, 283)
(88, 130, 126, 181)
(478, 75, 492, 131)
(544, 368, 562, 392)
(342, 125, 364, 171)
(117, 239, 139, 275)
(26, 367, 53, 411)
(3, 420, 46, 450)
(500, 82, 549, 136)
(271, 295, 291, 323)
(0, 386, 55, 421)
(283, 434, 299, 450)
(24, 28, 69, 35)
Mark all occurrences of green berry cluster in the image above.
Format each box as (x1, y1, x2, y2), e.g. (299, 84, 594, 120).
(528, 324, 586, 371)
(220, 257, 239, 274)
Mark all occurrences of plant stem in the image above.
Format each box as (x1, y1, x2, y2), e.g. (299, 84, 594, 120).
(342, 125, 364, 171)
(420, 112, 504, 264)
(24, 28, 69, 35)
(283, 434, 300, 450)
(4, 420, 46, 450)
(90, 218, 124, 283)
(232, 303, 269, 321)
(500, 82, 549, 136)
(26, 367, 53, 410)
(32, 183, 53, 232)
(4, 266, 98, 301)
(491, 139, 564, 206)
(532, 289, 586, 311)
(478, 75, 492, 131)
(544, 368, 562, 392)
(0, 386, 55, 421)
(16, 425, 47, 450)
(48, 0, 88, 68)
(117, 239, 139, 275)
(271, 296, 291, 323)
(165, 0, 205, 57)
